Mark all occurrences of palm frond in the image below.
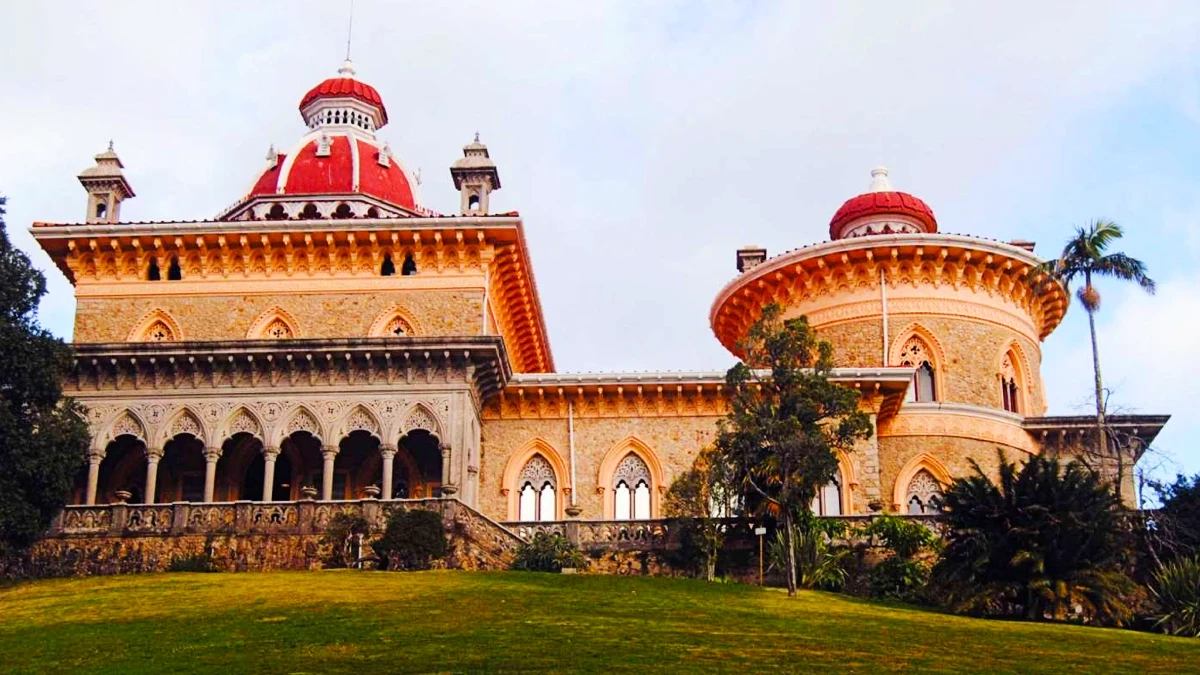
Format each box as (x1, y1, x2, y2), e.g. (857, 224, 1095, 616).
(1093, 253, 1156, 293)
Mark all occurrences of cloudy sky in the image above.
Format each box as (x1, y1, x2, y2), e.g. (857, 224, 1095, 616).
(3, 1, 1198, 480)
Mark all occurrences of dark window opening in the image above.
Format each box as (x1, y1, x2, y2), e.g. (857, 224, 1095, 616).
(147, 259, 161, 281)
(95, 202, 107, 219)
(333, 203, 353, 219)
(401, 253, 417, 276)
(300, 203, 320, 220)
(380, 253, 395, 276)
(267, 204, 286, 221)
(1002, 378, 1019, 413)
(467, 194, 481, 211)
(167, 257, 182, 281)
(914, 363, 937, 402)
(366, 207, 380, 219)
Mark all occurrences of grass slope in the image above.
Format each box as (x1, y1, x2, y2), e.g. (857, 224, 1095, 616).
(1, 571, 1197, 674)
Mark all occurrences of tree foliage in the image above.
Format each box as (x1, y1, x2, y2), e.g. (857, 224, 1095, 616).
(714, 303, 872, 596)
(767, 510, 849, 591)
(663, 446, 736, 581)
(862, 515, 939, 601)
(1151, 554, 1200, 637)
(1147, 474, 1200, 565)
(1035, 220, 1154, 502)
(0, 195, 90, 556)
(511, 533, 588, 573)
(934, 453, 1135, 624)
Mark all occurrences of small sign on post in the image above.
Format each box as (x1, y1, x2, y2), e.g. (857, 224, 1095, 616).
(754, 526, 767, 586)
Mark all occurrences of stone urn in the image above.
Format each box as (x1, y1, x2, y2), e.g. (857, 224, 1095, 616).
(565, 505, 583, 518)
(300, 485, 319, 500)
(113, 490, 132, 503)
(439, 484, 458, 496)
(362, 485, 381, 499)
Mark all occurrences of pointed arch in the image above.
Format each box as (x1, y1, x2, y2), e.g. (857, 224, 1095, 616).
(104, 409, 148, 446)
(338, 404, 382, 441)
(997, 340, 1033, 415)
(127, 308, 183, 342)
(597, 437, 667, 519)
(501, 437, 571, 522)
(892, 452, 953, 512)
(221, 406, 264, 443)
(399, 402, 442, 441)
(158, 406, 209, 447)
(367, 304, 423, 337)
(835, 448, 857, 515)
(890, 322, 946, 403)
(246, 306, 301, 339)
(274, 405, 325, 446)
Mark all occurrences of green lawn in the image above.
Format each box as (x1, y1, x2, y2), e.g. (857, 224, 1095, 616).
(1, 571, 1197, 674)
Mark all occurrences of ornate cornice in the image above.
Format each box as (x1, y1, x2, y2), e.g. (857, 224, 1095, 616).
(709, 233, 1069, 359)
(66, 336, 512, 402)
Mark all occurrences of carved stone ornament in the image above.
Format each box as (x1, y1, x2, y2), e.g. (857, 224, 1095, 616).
(613, 453, 651, 488)
(169, 411, 202, 439)
(344, 407, 379, 435)
(907, 469, 942, 506)
(518, 455, 556, 490)
(111, 412, 144, 440)
(898, 336, 932, 368)
(403, 406, 439, 435)
(228, 409, 261, 438)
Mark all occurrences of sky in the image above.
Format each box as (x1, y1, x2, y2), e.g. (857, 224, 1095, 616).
(2, 1, 1198, 482)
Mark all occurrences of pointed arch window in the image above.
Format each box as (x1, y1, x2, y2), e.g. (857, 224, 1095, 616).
(1000, 351, 1021, 413)
(167, 256, 182, 281)
(613, 454, 652, 520)
(906, 469, 942, 515)
(810, 476, 843, 516)
(899, 336, 938, 402)
(517, 455, 557, 522)
(381, 253, 396, 276)
(147, 258, 161, 281)
(401, 253, 418, 276)
(263, 318, 294, 339)
(143, 320, 176, 342)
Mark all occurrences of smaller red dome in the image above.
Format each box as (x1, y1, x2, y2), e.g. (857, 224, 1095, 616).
(828, 169, 936, 240)
(299, 77, 388, 126)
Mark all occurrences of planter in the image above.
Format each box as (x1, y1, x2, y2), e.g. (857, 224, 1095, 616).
(113, 490, 132, 503)
(300, 486, 319, 500)
(362, 486, 381, 499)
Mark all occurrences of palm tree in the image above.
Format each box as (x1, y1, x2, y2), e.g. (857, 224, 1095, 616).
(1036, 220, 1154, 502)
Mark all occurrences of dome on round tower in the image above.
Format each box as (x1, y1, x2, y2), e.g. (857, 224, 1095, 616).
(828, 167, 937, 240)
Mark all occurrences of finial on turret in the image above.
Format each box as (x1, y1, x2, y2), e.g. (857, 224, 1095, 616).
(474, 131, 480, 143)
(869, 166, 892, 192)
(337, 58, 356, 78)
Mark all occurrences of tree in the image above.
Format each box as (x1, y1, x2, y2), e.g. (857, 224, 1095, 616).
(663, 446, 736, 581)
(372, 508, 448, 570)
(1146, 473, 1200, 565)
(1036, 220, 1154, 502)
(0, 195, 90, 557)
(714, 303, 873, 596)
(934, 453, 1135, 624)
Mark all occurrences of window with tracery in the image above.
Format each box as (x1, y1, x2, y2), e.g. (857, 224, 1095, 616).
(899, 336, 937, 402)
(143, 320, 176, 342)
(613, 453, 652, 520)
(906, 469, 942, 515)
(263, 318, 293, 339)
(1000, 352, 1020, 413)
(384, 316, 413, 337)
(517, 455, 557, 522)
(810, 476, 842, 516)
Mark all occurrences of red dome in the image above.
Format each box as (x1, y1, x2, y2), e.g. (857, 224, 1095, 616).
(829, 190, 937, 240)
(246, 134, 416, 211)
(299, 77, 388, 126)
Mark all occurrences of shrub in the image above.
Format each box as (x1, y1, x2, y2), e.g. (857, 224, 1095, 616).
(1152, 555, 1200, 636)
(512, 533, 587, 573)
(863, 515, 939, 601)
(372, 509, 448, 571)
(768, 511, 849, 591)
(934, 453, 1135, 624)
(167, 553, 218, 573)
(321, 513, 370, 568)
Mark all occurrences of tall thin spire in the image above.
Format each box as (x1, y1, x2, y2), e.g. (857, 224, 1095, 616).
(345, 0, 355, 61)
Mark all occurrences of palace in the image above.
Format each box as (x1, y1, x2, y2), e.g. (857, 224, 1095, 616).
(31, 61, 1168, 550)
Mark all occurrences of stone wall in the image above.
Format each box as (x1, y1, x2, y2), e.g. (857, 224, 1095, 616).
(74, 289, 485, 342)
(879, 435, 1025, 511)
(815, 316, 1045, 414)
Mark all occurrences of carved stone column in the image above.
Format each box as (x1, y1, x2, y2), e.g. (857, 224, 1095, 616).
(380, 444, 397, 500)
(202, 447, 222, 503)
(144, 447, 164, 505)
(84, 451, 104, 505)
(321, 445, 338, 501)
(261, 446, 280, 502)
(439, 443, 457, 496)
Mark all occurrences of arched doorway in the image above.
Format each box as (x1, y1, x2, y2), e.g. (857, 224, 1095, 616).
(217, 432, 263, 501)
(336, 429, 381, 500)
(95, 435, 147, 504)
(400, 429, 442, 498)
(157, 433, 205, 503)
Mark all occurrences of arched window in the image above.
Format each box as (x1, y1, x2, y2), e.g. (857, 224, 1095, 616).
(300, 203, 320, 220)
(905, 469, 942, 515)
(1000, 351, 1021, 413)
(380, 253, 396, 277)
(267, 204, 286, 221)
(401, 253, 418, 276)
(143, 320, 175, 342)
(516, 455, 556, 522)
(899, 336, 938, 402)
(613, 454, 652, 520)
(366, 207, 380, 219)
(810, 476, 842, 516)
(468, 194, 481, 211)
(167, 257, 182, 281)
(95, 202, 107, 220)
(147, 258, 161, 281)
(333, 203, 353, 219)
(263, 318, 293, 339)
(383, 315, 412, 337)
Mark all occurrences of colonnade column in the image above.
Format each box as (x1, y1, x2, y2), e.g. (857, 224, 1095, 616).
(261, 447, 280, 502)
(84, 451, 103, 505)
(202, 447, 222, 502)
(380, 444, 397, 500)
(321, 445, 338, 501)
(144, 447, 163, 504)
(439, 443, 457, 496)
